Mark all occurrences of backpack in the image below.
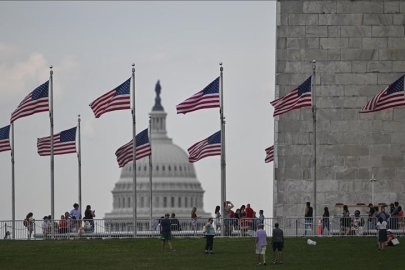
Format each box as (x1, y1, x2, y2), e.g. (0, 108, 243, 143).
(23, 218, 29, 227)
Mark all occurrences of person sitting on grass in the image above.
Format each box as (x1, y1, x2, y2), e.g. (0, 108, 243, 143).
(272, 223, 284, 265)
(160, 213, 175, 252)
(384, 229, 397, 247)
(255, 224, 267, 266)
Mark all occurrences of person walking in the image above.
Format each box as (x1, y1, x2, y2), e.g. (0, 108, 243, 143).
(204, 218, 215, 254)
(255, 224, 267, 266)
(272, 223, 284, 265)
(160, 213, 175, 252)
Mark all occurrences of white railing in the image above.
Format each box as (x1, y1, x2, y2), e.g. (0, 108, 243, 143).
(1, 216, 404, 240)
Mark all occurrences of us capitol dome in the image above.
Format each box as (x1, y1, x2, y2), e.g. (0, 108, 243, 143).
(104, 81, 210, 224)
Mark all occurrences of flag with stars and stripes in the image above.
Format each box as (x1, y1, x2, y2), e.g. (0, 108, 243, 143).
(37, 127, 77, 156)
(270, 76, 312, 117)
(0, 125, 11, 153)
(188, 131, 221, 163)
(89, 78, 131, 118)
(115, 128, 151, 168)
(360, 75, 405, 113)
(176, 77, 220, 114)
(265, 145, 274, 163)
(10, 81, 49, 123)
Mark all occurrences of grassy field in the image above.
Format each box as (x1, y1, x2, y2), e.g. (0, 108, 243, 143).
(0, 237, 402, 269)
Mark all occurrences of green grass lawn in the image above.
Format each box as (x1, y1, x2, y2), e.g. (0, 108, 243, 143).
(0, 237, 402, 269)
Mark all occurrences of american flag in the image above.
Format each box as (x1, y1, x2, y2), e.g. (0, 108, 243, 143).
(270, 76, 312, 117)
(115, 128, 151, 168)
(10, 81, 49, 123)
(265, 145, 274, 163)
(0, 125, 11, 153)
(188, 131, 221, 163)
(89, 78, 131, 118)
(360, 75, 405, 113)
(37, 127, 77, 156)
(176, 77, 220, 114)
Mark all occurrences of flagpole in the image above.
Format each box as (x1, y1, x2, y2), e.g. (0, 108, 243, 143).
(49, 65, 55, 238)
(311, 60, 317, 218)
(77, 115, 82, 217)
(219, 63, 226, 237)
(131, 64, 137, 237)
(149, 116, 153, 227)
(11, 123, 15, 239)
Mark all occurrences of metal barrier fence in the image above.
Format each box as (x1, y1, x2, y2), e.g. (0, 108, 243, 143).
(1, 216, 404, 240)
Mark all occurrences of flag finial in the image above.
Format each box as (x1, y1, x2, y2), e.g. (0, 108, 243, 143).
(132, 63, 135, 73)
(219, 62, 223, 72)
(50, 65, 53, 75)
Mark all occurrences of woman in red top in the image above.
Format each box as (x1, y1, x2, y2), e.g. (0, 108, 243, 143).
(59, 215, 68, 234)
(191, 207, 199, 232)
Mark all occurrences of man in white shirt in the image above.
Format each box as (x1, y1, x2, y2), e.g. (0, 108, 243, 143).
(70, 203, 81, 220)
(41, 216, 50, 237)
(70, 203, 81, 231)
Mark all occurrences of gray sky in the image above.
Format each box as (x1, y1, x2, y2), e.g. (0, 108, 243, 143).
(0, 1, 276, 221)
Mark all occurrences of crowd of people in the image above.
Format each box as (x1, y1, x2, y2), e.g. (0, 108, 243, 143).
(217, 201, 266, 236)
(23, 203, 96, 238)
(301, 201, 403, 237)
(156, 202, 283, 265)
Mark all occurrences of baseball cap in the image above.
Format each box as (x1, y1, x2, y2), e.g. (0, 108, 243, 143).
(387, 229, 392, 232)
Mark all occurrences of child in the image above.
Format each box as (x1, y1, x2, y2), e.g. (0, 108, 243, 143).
(255, 224, 267, 266)
(272, 223, 284, 265)
(376, 217, 387, 251)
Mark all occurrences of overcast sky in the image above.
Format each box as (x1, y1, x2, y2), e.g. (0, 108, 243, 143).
(0, 1, 276, 221)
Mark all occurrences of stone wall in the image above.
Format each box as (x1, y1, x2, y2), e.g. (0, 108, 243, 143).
(275, 0, 405, 217)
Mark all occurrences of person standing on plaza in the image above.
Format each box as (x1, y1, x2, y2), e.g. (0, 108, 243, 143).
(272, 223, 284, 265)
(160, 213, 175, 252)
(304, 202, 313, 235)
(204, 218, 215, 254)
(214, 206, 221, 231)
(322, 207, 330, 235)
(70, 203, 81, 232)
(24, 212, 35, 239)
(255, 224, 267, 266)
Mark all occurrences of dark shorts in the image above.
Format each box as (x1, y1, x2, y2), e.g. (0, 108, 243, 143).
(272, 242, 283, 251)
(160, 232, 172, 241)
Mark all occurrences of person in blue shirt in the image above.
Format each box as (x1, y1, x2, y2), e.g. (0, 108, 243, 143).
(160, 213, 175, 252)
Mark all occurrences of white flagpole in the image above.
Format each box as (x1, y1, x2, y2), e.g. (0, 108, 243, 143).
(131, 64, 137, 237)
(77, 115, 82, 217)
(149, 117, 153, 227)
(49, 66, 55, 238)
(11, 123, 15, 239)
(311, 60, 317, 218)
(220, 63, 226, 237)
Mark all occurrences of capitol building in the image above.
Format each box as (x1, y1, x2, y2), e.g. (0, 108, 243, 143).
(104, 81, 210, 226)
